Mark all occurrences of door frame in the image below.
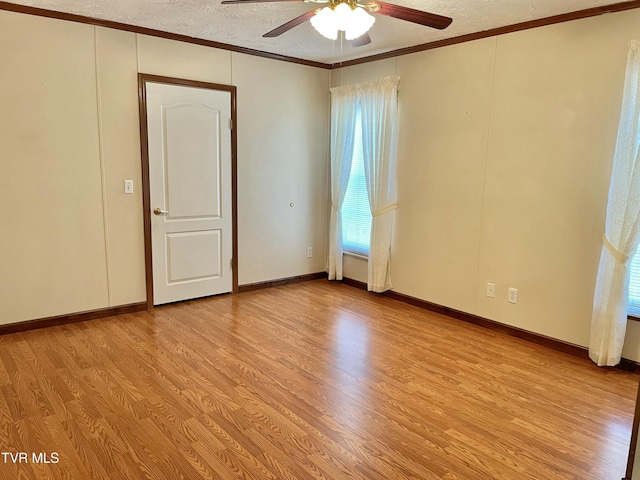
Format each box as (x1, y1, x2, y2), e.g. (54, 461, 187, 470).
(138, 73, 239, 309)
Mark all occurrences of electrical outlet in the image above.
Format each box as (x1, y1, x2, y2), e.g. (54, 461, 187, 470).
(487, 283, 495, 298)
(306, 247, 313, 258)
(508, 288, 518, 304)
(124, 179, 134, 194)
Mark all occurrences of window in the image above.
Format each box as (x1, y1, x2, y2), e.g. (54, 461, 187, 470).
(341, 109, 372, 256)
(629, 252, 640, 316)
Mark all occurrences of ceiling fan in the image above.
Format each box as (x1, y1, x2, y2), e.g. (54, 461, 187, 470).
(220, 0, 452, 47)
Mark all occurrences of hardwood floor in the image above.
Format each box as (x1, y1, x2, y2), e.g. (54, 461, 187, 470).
(0, 280, 636, 479)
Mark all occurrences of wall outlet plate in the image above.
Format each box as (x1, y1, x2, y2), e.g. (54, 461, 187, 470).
(508, 288, 518, 304)
(487, 283, 495, 298)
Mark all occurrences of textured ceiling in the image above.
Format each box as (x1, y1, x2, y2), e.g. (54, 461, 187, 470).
(3, 0, 636, 64)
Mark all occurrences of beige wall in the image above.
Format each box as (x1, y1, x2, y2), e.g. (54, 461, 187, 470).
(232, 54, 330, 284)
(0, 15, 109, 322)
(333, 9, 640, 361)
(96, 28, 147, 306)
(4, 4, 640, 362)
(0, 10, 330, 324)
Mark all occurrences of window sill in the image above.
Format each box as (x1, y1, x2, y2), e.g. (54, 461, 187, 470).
(628, 314, 640, 322)
(344, 251, 368, 261)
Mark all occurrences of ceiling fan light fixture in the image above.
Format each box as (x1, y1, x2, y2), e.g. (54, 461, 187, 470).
(310, 6, 338, 40)
(310, 2, 375, 42)
(333, 2, 353, 31)
(344, 6, 375, 40)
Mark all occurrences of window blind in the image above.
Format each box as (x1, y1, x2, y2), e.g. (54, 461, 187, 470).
(342, 109, 372, 256)
(629, 250, 640, 316)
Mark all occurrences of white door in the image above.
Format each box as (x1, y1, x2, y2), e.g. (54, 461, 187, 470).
(146, 82, 233, 305)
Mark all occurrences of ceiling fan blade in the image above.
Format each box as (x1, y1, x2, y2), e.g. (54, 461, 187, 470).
(222, 0, 303, 4)
(263, 10, 316, 37)
(350, 33, 371, 47)
(370, 2, 452, 30)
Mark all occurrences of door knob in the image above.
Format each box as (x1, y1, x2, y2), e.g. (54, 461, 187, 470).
(153, 207, 169, 216)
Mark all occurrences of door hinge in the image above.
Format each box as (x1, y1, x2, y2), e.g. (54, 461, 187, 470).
(229, 118, 233, 130)
(230, 258, 233, 268)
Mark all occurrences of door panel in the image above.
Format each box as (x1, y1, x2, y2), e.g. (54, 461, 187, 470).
(146, 81, 232, 305)
(164, 104, 222, 218)
(166, 230, 222, 283)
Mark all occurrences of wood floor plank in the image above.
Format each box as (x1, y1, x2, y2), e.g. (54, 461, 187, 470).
(0, 280, 637, 479)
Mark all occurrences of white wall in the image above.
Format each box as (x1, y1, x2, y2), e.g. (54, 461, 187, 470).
(333, 9, 640, 361)
(0, 10, 330, 324)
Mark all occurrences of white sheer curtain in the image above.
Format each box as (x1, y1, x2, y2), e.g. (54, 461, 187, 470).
(590, 40, 640, 367)
(360, 76, 400, 292)
(327, 84, 358, 280)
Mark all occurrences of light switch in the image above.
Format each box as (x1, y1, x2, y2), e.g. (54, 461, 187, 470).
(124, 180, 134, 194)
